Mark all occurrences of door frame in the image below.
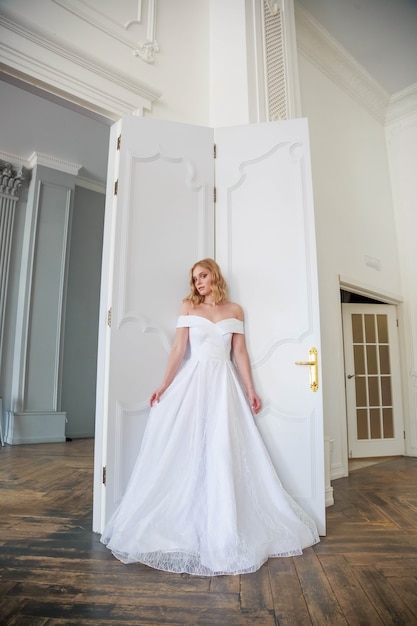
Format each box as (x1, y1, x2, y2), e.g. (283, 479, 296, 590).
(339, 276, 407, 470)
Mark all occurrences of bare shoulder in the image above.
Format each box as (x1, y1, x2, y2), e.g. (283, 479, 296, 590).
(227, 301, 244, 321)
(179, 300, 193, 316)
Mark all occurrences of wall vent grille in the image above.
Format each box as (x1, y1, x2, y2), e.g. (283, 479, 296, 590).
(263, 2, 287, 120)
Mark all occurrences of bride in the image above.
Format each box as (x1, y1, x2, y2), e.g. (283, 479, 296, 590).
(101, 258, 319, 576)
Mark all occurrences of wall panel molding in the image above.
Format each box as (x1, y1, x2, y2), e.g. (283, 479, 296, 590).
(0, 12, 160, 119)
(52, 0, 159, 63)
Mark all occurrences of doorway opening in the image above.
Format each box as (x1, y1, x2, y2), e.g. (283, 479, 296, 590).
(0, 71, 111, 447)
(340, 289, 405, 474)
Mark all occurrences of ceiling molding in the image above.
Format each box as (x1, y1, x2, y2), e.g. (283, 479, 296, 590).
(28, 152, 82, 175)
(0, 13, 161, 120)
(0, 149, 82, 176)
(295, 4, 389, 124)
(76, 175, 106, 195)
(386, 83, 417, 126)
(0, 150, 30, 170)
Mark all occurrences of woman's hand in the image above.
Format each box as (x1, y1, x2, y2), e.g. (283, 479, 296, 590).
(150, 386, 166, 406)
(248, 391, 262, 415)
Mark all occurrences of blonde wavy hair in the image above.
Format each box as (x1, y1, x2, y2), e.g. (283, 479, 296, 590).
(184, 258, 228, 306)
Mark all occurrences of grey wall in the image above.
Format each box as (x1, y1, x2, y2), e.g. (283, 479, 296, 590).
(61, 186, 105, 438)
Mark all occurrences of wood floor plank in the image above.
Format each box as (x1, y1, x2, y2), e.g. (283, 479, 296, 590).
(240, 562, 274, 611)
(354, 566, 417, 625)
(318, 555, 385, 625)
(209, 574, 240, 594)
(268, 557, 312, 625)
(383, 576, 417, 621)
(16, 599, 277, 625)
(293, 548, 348, 625)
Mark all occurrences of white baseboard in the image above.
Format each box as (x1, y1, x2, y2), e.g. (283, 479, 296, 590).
(5, 411, 66, 445)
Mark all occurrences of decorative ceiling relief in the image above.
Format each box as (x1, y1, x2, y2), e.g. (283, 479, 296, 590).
(52, 0, 159, 63)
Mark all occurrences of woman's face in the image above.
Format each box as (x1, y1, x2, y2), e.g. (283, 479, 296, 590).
(192, 265, 213, 298)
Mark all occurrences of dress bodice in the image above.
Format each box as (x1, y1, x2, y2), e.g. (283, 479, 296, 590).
(176, 315, 244, 362)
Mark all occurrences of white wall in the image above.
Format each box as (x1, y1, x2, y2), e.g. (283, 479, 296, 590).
(298, 55, 403, 478)
(0, 0, 212, 124)
(386, 112, 417, 457)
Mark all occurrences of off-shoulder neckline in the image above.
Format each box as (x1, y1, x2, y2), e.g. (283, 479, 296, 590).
(179, 314, 242, 325)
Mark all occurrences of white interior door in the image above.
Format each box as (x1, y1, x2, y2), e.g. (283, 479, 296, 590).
(98, 116, 214, 525)
(95, 116, 325, 535)
(215, 119, 325, 534)
(342, 303, 404, 458)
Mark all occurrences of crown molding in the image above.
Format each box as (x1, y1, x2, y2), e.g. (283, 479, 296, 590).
(28, 152, 82, 175)
(0, 150, 29, 170)
(0, 152, 105, 192)
(0, 13, 161, 120)
(386, 83, 417, 126)
(76, 175, 106, 194)
(295, 3, 390, 124)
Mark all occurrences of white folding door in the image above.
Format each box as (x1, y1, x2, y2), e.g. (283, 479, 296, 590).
(94, 116, 325, 535)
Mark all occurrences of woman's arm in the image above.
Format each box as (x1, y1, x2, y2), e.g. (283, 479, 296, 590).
(149, 326, 189, 406)
(232, 330, 262, 415)
(150, 302, 191, 406)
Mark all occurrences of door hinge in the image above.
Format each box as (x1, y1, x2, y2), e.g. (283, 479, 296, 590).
(117, 134, 121, 150)
(213, 186, 217, 203)
(107, 307, 112, 327)
(404, 430, 406, 439)
(213, 143, 217, 159)
(114, 179, 118, 195)
(397, 319, 399, 327)
(102, 466, 107, 485)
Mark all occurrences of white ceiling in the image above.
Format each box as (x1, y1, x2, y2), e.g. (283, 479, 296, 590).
(297, 0, 417, 95)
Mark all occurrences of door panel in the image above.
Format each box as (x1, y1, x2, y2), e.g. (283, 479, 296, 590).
(342, 303, 404, 458)
(104, 116, 214, 520)
(215, 119, 325, 534)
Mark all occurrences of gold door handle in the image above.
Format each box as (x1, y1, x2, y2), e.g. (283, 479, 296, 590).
(295, 347, 319, 392)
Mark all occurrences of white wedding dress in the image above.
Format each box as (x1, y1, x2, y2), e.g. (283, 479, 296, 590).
(101, 315, 319, 576)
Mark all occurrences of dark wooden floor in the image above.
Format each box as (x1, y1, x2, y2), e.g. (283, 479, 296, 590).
(0, 440, 416, 625)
